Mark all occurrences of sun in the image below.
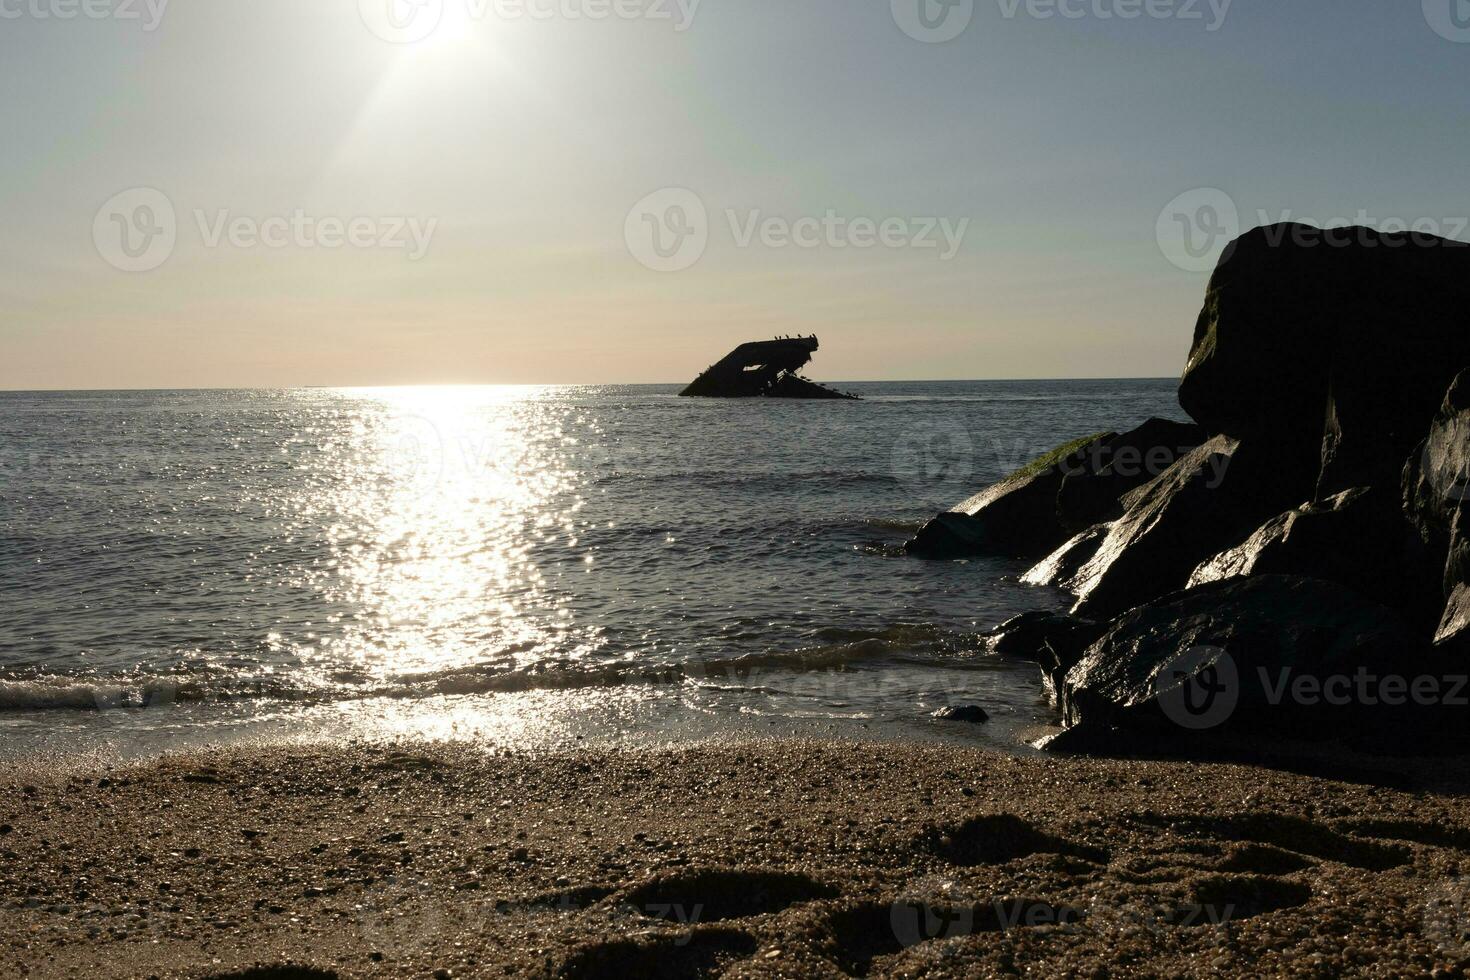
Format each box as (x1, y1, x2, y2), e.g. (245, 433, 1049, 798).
(421, 2, 483, 50)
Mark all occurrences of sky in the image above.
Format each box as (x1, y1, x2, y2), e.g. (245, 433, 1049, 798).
(2, 0, 1468, 389)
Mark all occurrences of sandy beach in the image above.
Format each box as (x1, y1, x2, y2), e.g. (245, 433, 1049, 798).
(4, 739, 1470, 979)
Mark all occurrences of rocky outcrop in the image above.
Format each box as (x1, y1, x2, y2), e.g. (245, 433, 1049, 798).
(1055, 418, 1205, 532)
(1060, 576, 1427, 744)
(904, 432, 1114, 559)
(1438, 585, 1470, 647)
(1188, 488, 1373, 587)
(1404, 369, 1470, 645)
(942, 223, 1470, 757)
(983, 611, 1105, 708)
(1406, 370, 1470, 535)
(1020, 524, 1110, 589)
(1187, 487, 1435, 625)
(901, 512, 993, 560)
(907, 419, 1205, 562)
(983, 611, 1102, 662)
(1179, 224, 1470, 502)
(1068, 436, 1289, 620)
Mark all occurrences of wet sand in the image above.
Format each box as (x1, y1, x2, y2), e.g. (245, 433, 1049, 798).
(4, 739, 1470, 979)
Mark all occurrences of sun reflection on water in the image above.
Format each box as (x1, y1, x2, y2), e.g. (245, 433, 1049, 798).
(296, 386, 599, 690)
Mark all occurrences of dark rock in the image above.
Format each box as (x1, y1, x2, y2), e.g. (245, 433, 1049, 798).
(1069, 436, 1292, 620)
(1404, 370, 1470, 645)
(1021, 524, 1110, 589)
(904, 432, 1115, 559)
(1055, 418, 1206, 532)
(1179, 224, 1470, 502)
(981, 611, 1105, 707)
(902, 512, 991, 560)
(1188, 487, 1437, 625)
(984, 611, 1085, 659)
(1438, 584, 1470, 646)
(1188, 488, 1369, 586)
(981, 608, 1099, 687)
(1037, 625, 1106, 710)
(1406, 369, 1470, 537)
(1060, 575, 1428, 745)
(932, 705, 989, 724)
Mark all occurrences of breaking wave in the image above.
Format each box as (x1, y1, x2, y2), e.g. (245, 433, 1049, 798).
(0, 624, 993, 714)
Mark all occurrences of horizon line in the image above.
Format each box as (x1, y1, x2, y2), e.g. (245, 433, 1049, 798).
(0, 376, 1182, 394)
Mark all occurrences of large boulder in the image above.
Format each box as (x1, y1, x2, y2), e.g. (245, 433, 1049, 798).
(1059, 575, 1431, 747)
(1404, 370, 1470, 645)
(1020, 524, 1111, 589)
(1405, 369, 1470, 549)
(904, 432, 1114, 559)
(1055, 418, 1206, 532)
(1068, 436, 1294, 620)
(982, 611, 1106, 708)
(1180, 223, 1470, 500)
(983, 611, 1102, 661)
(1439, 584, 1470, 647)
(1187, 487, 1436, 626)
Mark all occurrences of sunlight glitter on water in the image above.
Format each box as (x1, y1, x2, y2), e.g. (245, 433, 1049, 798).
(0, 381, 1186, 759)
(301, 386, 602, 687)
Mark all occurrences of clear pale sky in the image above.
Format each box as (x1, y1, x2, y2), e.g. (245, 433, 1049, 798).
(3, 0, 1468, 389)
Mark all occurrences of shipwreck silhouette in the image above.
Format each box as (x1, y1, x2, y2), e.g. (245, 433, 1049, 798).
(679, 336, 858, 399)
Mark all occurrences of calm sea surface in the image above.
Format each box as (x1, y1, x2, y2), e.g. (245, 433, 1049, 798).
(0, 381, 1182, 760)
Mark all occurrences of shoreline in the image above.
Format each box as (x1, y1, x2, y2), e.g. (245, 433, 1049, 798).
(5, 738, 1470, 978)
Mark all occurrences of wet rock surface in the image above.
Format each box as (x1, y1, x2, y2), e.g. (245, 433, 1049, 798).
(939, 224, 1470, 753)
(1020, 524, 1110, 590)
(1055, 418, 1206, 533)
(1067, 436, 1269, 621)
(905, 432, 1114, 559)
(932, 705, 990, 724)
(1187, 488, 1435, 625)
(1179, 224, 1470, 489)
(1058, 575, 1428, 746)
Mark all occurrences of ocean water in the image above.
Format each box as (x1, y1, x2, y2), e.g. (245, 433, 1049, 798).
(0, 381, 1183, 760)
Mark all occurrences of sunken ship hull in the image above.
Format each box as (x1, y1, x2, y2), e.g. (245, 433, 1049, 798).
(679, 336, 858, 399)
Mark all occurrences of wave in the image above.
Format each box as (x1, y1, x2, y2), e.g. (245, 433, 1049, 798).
(858, 517, 926, 533)
(592, 469, 903, 488)
(0, 625, 993, 714)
